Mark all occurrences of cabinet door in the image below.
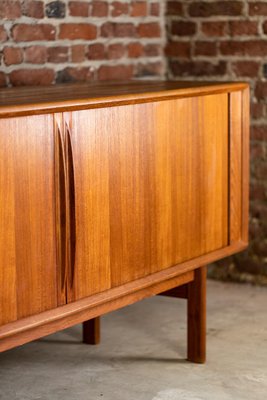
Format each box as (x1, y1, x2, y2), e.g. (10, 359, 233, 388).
(67, 93, 228, 300)
(0, 115, 58, 326)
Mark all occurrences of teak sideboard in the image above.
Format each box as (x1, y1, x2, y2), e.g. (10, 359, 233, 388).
(0, 81, 249, 363)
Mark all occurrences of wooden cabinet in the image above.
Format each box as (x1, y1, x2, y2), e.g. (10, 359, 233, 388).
(0, 81, 249, 362)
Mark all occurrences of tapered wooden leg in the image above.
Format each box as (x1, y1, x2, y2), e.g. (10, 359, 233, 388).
(187, 266, 206, 363)
(83, 317, 100, 345)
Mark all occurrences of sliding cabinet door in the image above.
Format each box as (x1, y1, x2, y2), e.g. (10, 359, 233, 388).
(67, 93, 228, 300)
(0, 115, 59, 326)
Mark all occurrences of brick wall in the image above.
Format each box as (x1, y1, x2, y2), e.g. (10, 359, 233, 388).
(0, 0, 165, 85)
(166, 0, 267, 284)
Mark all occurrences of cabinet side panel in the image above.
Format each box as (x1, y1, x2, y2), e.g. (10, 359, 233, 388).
(0, 115, 58, 324)
(229, 92, 242, 243)
(70, 110, 111, 300)
(241, 88, 250, 243)
(0, 123, 17, 325)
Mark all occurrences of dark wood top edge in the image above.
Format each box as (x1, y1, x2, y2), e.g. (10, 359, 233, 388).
(0, 80, 249, 118)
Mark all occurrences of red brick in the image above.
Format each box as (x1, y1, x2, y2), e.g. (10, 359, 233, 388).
(0, 0, 21, 19)
(201, 21, 227, 37)
(166, 1, 183, 16)
(171, 21, 196, 36)
(24, 46, 47, 64)
(144, 44, 161, 57)
(101, 22, 136, 38)
(170, 60, 227, 77)
(250, 182, 266, 202)
(9, 69, 55, 86)
(165, 41, 191, 58)
(87, 43, 105, 60)
(59, 24, 97, 40)
(229, 21, 258, 36)
(251, 124, 267, 141)
(136, 61, 163, 77)
(71, 45, 86, 62)
(23, 1, 44, 18)
(12, 24, 56, 41)
(251, 142, 266, 159)
(150, 3, 160, 16)
(262, 21, 267, 34)
(111, 1, 129, 17)
(131, 2, 147, 17)
(137, 22, 161, 38)
(115, 23, 136, 37)
(0, 72, 7, 87)
(188, 1, 244, 17)
(91, 1, 108, 17)
(254, 162, 267, 180)
(107, 43, 125, 59)
(69, 1, 89, 17)
(98, 65, 134, 81)
(251, 103, 265, 120)
(47, 47, 68, 63)
(232, 61, 259, 77)
(56, 67, 93, 83)
(249, 2, 267, 16)
(3, 47, 23, 66)
(0, 26, 8, 42)
(128, 42, 144, 58)
(220, 40, 267, 56)
(101, 22, 114, 37)
(194, 41, 217, 56)
(255, 82, 267, 100)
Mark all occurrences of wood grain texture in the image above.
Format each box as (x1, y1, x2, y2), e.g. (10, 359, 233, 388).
(0, 115, 58, 326)
(68, 94, 228, 293)
(54, 113, 67, 306)
(241, 87, 250, 244)
(187, 266, 206, 364)
(153, 95, 229, 271)
(0, 81, 248, 118)
(66, 110, 111, 301)
(229, 91, 242, 243)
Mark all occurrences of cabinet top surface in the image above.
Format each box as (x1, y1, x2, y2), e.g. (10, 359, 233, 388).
(0, 80, 248, 117)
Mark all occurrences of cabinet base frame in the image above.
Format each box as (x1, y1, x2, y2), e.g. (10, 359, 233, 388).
(84, 266, 206, 364)
(0, 241, 246, 355)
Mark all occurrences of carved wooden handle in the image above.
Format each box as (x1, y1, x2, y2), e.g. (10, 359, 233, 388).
(65, 123, 76, 289)
(55, 124, 67, 291)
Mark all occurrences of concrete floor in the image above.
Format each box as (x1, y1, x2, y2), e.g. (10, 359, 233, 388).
(0, 280, 266, 400)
